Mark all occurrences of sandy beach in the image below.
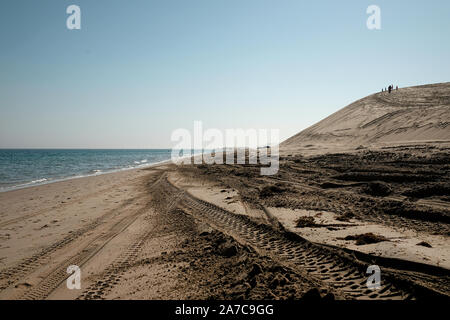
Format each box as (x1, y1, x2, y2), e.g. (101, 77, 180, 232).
(1, 84, 449, 300)
(2, 0, 450, 310)
(0, 164, 325, 300)
(0, 153, 449, 300)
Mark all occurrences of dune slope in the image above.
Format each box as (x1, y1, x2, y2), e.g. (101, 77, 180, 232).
(281, 82, 450, 154)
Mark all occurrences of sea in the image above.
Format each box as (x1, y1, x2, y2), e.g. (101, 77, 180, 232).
(0, 149, 178, 192)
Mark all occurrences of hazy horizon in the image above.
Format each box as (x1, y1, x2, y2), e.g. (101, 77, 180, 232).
(1, 0, 449, 148)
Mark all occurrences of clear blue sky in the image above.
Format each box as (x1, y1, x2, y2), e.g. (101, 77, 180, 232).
(0, 0, 449, 148)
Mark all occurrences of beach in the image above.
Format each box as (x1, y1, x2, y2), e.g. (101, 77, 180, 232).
(0, 148, 449, 300)
(0, 163, 326, 299)
(1, 84, 449, 300)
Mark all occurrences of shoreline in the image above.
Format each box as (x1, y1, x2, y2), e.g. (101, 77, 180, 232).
(0, 164, 164, 272)
(0, 158, 173, 194)
(0, 148, 449, 300)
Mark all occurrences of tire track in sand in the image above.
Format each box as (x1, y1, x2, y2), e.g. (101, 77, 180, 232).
(12, 174, 166, 300)
(15, 205, 149, 300)
(0, 173, 162, 294)
(77, 175, 184, 300)
(162, 178, 448, 300)
(0, 198, 139, 291)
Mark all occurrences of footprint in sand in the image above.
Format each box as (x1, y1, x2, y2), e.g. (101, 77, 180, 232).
(0, 233, 10, 240)
(15, 282, 32, 289)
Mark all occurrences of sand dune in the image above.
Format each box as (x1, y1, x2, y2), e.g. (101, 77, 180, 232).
(282, 82, 450, 154)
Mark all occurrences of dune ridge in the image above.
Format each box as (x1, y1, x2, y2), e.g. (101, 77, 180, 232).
(281, 82, 450, 154)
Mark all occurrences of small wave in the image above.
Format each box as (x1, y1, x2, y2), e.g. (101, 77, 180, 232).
(15, 178, 49, 188)
(28, 178, 48, 185)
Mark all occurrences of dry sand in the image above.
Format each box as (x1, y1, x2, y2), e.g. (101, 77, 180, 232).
(0, 152, 449, 300)
(1, 83, 449, 300)
(0, 165, 324, 300)
(282, 82, 450, 155)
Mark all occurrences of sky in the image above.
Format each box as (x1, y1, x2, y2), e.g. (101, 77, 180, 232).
(0, 0, 449, 149)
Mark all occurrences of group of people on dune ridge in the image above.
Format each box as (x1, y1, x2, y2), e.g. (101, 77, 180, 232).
(382, 84, 398, 93)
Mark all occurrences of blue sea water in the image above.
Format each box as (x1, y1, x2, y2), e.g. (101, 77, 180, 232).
(0, 149, 174, 191)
